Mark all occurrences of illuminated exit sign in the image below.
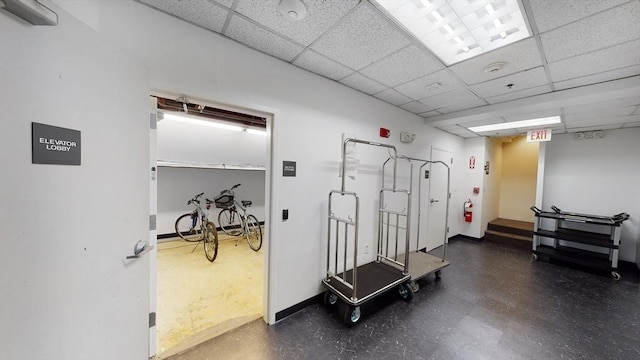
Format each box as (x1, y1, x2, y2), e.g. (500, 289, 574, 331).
(527, 129, 552, 143)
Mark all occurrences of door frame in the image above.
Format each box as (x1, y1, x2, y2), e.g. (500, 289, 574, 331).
(148, 91, 275, 354)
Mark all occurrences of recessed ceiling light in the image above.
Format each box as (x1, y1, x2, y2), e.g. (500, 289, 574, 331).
(372, 0, 532, 66)
(468, 116, 562, 133)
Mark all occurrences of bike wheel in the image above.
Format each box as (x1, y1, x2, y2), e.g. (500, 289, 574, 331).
(204, 222, 219, 262)
(218, 209, 242, 236)
(175, 213, 202, 241)
(245, 214, 262, 251)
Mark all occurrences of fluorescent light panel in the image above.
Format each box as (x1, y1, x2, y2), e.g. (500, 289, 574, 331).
(163, 112, 267, 136)
(468, 116, 561, 133)
(373, 0, 531, 65)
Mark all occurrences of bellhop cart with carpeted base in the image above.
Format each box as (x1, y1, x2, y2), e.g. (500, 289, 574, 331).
(322, 138, 414, 327)
(399, 156, 450, 292)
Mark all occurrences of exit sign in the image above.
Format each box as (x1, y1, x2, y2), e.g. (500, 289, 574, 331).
(527, 128, 552, 142)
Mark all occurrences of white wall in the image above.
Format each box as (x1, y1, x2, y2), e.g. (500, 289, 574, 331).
(156, 111, 268, 236)
(459, 137, 487, 238)
(1, 4, 151, 358)
(157, 167, 265, 235)
(482, 138, 502, 230)
(542, 128, 640, 263)
(52, 0, 465, 322)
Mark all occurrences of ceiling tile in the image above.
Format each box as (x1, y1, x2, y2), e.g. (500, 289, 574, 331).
(359, 45, 443, 87)
(449, 38, 543, 85)
(419, 87, 483, 110)
(549, 40, 640, 82)
(420, 110, 442, 118)
(553, 65, 640, 90)
(374, 89, 412, 106)
(293, 50, 354, 80)
(540, 1, 640, 63)
(210, 0, 234, 8)
(485, 85, 552, 104)
(394, 70, 464, 100)
(470, 67, 549, 98)
(233, 0, 359, 46)
(564, 98, 640, 115)
(567, 124, 625, 132)
(565, 115, 639, 127)
(310, 4, 410, 70)
(503, 109, 562, 122)
(140, 0, 228, 32)
(529, 0, 629, 33)
(436, 99, 487, 114)
(225, 15, 304, 61)
(339, 73, 387, 95)
(400, 101, 432, 114)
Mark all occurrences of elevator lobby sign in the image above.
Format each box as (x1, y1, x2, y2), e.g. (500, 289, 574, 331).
(527, 128, 552, 143)
(32, 122, 81, 165)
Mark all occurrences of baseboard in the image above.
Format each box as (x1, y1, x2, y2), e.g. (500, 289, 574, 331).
(275, 293, 322, 322)
(448, 234, 483, 242)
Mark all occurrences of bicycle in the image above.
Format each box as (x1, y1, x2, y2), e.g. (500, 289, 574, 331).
(214, 184, 263, 251)
(174, 192, 219, 262)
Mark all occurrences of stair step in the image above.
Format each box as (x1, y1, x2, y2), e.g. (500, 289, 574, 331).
(485, 229, 532, 250)
(487, 218, 534, 237)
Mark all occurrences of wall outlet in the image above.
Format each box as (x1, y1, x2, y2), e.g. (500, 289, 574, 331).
(364, 243, 369, 254)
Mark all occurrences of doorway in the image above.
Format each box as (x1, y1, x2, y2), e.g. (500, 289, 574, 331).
(424, 147, 453, 252)
(497, 136, 539, 223)
(150, 95, 272, 356)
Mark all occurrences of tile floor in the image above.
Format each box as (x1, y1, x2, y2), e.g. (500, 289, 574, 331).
(166, 239, 640, 360)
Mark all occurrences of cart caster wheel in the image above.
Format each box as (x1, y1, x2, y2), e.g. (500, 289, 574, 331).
(342, 305, 361, 327)
(408, 280, 419, 293)
(532, 253, 538, 261)
(435, 270, 442, 279)
(323, 291, 338, 309)
(611, 271, 621, 281)
(398, 283, 414, 302)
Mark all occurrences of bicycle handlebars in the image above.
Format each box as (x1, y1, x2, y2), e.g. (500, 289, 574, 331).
(219, 184, 241, 194)
(187, 192, 205, 205)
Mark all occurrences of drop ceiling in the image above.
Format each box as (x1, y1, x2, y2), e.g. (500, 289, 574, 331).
(137, 0, 640, 138)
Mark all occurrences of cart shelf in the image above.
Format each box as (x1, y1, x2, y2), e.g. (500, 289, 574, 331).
(323, 262, 409, 306)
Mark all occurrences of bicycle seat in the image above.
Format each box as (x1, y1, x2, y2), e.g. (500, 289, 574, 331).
(241, 200, 252, 207)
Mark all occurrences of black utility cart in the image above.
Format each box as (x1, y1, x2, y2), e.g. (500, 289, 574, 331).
(530, 205, 630, 280)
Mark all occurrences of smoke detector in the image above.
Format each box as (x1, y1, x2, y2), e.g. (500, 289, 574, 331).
(278, 0, 307, 21)
(483, 62, 507, 74)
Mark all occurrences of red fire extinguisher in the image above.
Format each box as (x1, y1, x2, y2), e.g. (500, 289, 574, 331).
(464, 199, 473, 222)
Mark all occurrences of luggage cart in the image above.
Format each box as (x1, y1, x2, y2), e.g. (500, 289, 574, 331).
(396, 156, 450, 291)
(530, 205, 630, 280)
(322, 138, 414, 326)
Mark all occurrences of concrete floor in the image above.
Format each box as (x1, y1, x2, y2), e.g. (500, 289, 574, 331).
(156, 233, 264, 357)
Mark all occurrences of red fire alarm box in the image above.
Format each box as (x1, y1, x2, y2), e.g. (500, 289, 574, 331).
(379, 127, 390, 138)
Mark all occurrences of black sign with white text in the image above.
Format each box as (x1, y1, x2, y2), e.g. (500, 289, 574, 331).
(283, 161, 296, 177)
(32, 122, 81, 165)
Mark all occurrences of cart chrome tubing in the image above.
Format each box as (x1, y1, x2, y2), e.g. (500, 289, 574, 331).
(341, 138, 398, 192)
(327, 190, 359, 301)
(377, 188, 411, 276)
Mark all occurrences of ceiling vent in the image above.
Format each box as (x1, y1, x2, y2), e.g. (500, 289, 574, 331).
(483, 61, 507, 74)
